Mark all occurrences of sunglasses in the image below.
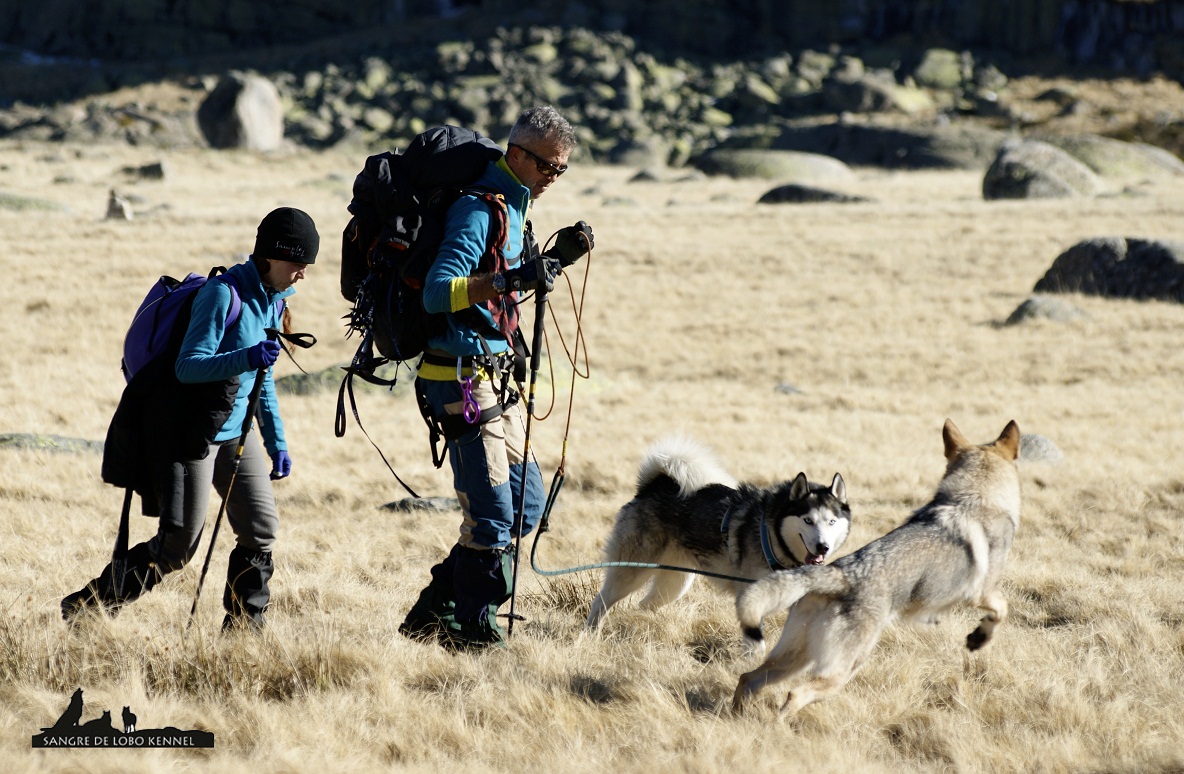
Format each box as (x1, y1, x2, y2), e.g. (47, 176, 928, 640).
(510, 144, 568, 178)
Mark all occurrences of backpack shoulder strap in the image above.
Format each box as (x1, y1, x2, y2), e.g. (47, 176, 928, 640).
(209, 267, 245, 329)
(459, 188, 510, 272)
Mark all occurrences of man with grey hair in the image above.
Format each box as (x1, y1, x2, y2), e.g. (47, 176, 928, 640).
(399, 106, 595, 650)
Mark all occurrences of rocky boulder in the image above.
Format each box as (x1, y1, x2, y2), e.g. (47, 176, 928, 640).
(694, 148, 854, 182)
(982, 138, 1101, 200)
(1034, 133, 1184, 182)
(1033, 237, 1184, 302)
(197, 72, 284, 151)
(772, 121, 1006, 170)
(758, 183, 870, 204)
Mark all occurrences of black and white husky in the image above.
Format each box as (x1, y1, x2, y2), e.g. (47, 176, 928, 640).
(586, 436, 852, 629)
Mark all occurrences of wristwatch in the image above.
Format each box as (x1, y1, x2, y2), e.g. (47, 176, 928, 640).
(491, 272, 507, 294)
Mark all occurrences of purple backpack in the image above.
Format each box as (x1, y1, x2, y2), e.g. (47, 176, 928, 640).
(120, 267, 243, 382)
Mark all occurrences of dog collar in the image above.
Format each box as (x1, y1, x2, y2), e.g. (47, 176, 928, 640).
(760, 515, 792, 571)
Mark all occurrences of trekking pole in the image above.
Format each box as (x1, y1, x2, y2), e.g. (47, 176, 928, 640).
(507, 260, 549, 637)
(110, 487, 134, 599)
(186, 329, 277, 632)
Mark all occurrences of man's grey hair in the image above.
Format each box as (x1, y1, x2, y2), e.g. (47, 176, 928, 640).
(508, 106, 577, 152)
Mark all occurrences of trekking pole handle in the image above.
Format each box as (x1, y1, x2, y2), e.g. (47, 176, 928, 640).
(238, 329, 277, 444)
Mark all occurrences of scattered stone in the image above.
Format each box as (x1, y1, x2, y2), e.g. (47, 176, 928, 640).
(121, 161, 168, 180)
(382, 497, 460, 512)
(913, 48, 966, 90)
(275, 363, 415, 396)
(0, 433, 104, 454)
(774, 382, 803, 395)
(1003, 295, 1088, 325)
(627, 168, 663, 182)
(982, 138, 1102, 200)
(1033, 237, 1184, 302)
(1019, 434, 1064, 464)
(0, 191, 66, 211)
(758, 183, 871, 204)
(106, 189, 133, 220)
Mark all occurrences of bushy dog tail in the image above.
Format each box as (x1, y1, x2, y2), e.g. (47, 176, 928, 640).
(637, 435, 737, 497)
(737, 566, 848, 649)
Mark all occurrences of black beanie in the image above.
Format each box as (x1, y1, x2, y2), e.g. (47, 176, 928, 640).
(253, 207, 319, 264)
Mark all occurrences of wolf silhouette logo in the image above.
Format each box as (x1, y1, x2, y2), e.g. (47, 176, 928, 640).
(32, 689, 214, 748)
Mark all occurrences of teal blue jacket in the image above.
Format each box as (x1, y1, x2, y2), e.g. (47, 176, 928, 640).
(175, 260, 293, 454)
(420, 157, 531, 356)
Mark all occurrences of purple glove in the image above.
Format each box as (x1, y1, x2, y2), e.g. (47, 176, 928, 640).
(270, 450, 291, 480)
(247, 339, 281, 370)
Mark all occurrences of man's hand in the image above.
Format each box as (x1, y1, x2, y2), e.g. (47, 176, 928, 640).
(502, 258, 559, 294)
(544, 221, 595, 267)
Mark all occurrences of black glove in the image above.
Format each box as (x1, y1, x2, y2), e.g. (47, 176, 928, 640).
(544, 221, 595, 267)
(502, 258, 559, 294)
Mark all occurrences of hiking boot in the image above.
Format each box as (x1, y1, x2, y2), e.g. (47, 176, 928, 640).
(439, 606, 508, 652)
(61, 583, 115, 621)
(223, 546, 272, 628)
(222, 612, 265, 633)
(397, 592, 457, 642)
(61, 542, 161, 622)
(440, 544, 515, 652)
(398, 545, 461, 642)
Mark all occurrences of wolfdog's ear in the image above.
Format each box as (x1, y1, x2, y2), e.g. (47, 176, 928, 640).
(790, 472, 810, 500)
(829, 473, 846, 504)
(993, 420, 1021, 461)
(942, 418, 968, 460)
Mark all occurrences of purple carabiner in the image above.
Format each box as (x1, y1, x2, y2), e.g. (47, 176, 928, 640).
(461, 376, 480, 424)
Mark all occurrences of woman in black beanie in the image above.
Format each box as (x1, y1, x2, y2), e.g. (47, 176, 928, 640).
(62, 207, 319, 630)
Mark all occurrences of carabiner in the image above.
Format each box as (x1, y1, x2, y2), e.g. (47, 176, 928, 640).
(458, 360, 480, 424)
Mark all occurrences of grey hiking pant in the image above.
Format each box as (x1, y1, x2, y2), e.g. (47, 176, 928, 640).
(148, 432, 279, 572)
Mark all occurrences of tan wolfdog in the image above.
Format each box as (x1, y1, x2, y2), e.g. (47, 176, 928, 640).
(731, 419, 1022, 715)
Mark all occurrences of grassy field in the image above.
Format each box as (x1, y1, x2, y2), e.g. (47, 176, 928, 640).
(2, 137, 1183, 773)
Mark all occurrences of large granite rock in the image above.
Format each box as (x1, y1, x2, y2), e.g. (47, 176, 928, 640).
(1033, 237, 1184, 302)
(197, 72, 284, 151)
(982, 138, 1101, 200)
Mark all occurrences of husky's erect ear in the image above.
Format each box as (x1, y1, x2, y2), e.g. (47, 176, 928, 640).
(942, 418, 968, 460)
(829, 472, 846, 504)
(992, 420, 1021, 461)
(790, 472, 810, 500)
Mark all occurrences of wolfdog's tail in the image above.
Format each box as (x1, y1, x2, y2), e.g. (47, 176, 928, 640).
(736, 565, 849, 650)
(636, 435, 738, 497)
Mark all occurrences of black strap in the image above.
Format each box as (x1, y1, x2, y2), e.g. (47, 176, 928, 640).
(110, 487, 133, 599)
(334, 332, 420, 498)
(437, 403, 507, 440)
(264, 327, 318, 375)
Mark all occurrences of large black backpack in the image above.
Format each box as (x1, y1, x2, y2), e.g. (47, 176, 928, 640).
(336, 126, 515, 494)
(340, 125, 506, 364)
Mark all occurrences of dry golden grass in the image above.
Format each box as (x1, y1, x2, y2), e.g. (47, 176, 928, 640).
(2, 137, 1184, 773)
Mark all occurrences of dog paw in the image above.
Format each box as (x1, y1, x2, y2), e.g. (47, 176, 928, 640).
(966, 628, 988, 651)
